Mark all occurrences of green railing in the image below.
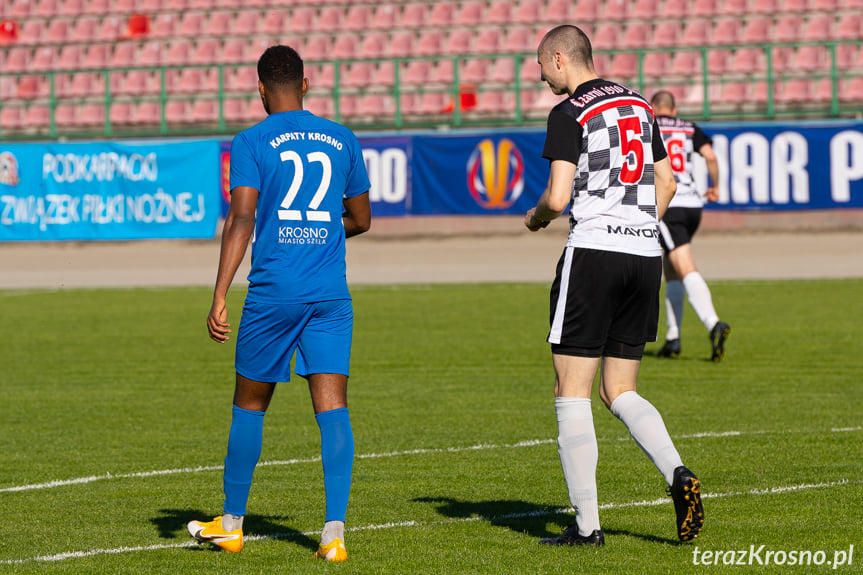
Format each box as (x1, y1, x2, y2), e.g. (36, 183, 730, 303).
(1, 40, 861, 141)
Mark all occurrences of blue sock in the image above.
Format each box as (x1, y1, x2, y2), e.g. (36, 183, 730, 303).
(223, 405, 265, 517)
(315, 407, 354, 523)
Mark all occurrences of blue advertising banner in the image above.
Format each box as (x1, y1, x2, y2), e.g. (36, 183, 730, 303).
(360, 135, 411, 217)
(701, 122, 863, 210)
(411, 131, 547, 215)
(0, 139, 221, 241)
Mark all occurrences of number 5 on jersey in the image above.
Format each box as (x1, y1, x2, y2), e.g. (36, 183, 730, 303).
(278, 150, 333, 222)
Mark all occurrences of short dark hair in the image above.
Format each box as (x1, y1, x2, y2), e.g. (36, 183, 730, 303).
(651, 90, 676, 111)
(257, 45, 304, 92)
(539, 25, 594, 69)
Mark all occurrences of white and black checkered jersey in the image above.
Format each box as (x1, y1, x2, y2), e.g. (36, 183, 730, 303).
(656, 115, 712, 209)
(542, 78, 668, 257)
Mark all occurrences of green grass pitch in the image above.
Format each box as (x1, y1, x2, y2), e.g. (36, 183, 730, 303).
(1, 279, 861, 574)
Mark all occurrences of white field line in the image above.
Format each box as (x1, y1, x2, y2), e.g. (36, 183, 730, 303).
(0, 479, 856, 565)
(2, 427, 858, 494)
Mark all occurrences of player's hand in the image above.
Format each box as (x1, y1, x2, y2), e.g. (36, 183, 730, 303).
(705, 186, 719, 203)
(524, 208, 550, 232)
(207, 299, 232, 343)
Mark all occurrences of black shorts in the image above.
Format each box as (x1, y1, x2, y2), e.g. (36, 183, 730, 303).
(548, 247, 661, 359)
(659, 207, 702, 252)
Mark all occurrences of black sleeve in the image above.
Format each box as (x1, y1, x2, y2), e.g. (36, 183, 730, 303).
(693, 123, 712, 151)
(652, 120, 667, 162)
(542, 110, 582, 163)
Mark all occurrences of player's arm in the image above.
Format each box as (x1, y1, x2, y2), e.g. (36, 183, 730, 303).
(207, 186, 258, 343)
(698, 143, 720, 203)
(342, 191, 371, 238)
(654, 157, 677, 220)
(526, 159, 576, 231)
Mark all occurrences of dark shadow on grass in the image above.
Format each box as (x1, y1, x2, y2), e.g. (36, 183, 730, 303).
(412, 497, 570, 540)
(413, 498, 683, 546)
(151, 509, 319, 552)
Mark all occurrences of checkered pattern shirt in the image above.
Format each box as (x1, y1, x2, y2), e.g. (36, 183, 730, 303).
(542, 79, 668, 257)
(656, 115, 712, 209)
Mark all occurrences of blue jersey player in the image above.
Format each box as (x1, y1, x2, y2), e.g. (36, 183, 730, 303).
(188, 45, 371, 562)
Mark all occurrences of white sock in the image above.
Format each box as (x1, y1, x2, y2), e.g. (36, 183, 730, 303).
(555, 397, 601, 536)
(609, 391, 683, 486)
(321, 520, 345, 545)
(682, 272, 719, 332)
(221, 513, 243, 532)
(665, 280, 684, 341)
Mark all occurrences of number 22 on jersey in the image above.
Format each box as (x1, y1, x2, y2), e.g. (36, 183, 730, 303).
(278, 150, 333, 222)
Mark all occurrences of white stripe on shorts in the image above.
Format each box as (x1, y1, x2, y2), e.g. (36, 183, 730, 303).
(548, 246, 574, 345)
(658, 220, 675, 251)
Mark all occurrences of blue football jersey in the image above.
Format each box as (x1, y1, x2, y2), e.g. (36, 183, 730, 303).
(229, 110, 370, 303)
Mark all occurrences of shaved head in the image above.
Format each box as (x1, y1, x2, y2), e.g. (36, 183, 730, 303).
(651, 90, 676, 114)
(538, 25, 595, 71)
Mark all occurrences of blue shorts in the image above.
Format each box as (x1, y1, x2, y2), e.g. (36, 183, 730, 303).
(235, 299, 353, 383)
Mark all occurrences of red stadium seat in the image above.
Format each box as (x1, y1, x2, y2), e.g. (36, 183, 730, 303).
(46, 18, 70, 43)
(502, 26, 533, 53)
(793, 45, 827, 71)
(460, 58, 491, 84)
(31, 46, 58, 72)
(0, 20, 20, 44)
(343, 62, 374, 88)
(132, 101, 160, 125)
(621, 22, 650, 49)
(810, 0, 837, 9)
(711, 19, 740, 45)
(777, 78, 812, 103)
(841, 77, 863, 101)
(36, 0, 59, 17)
(78, 103, 105, 128)
(54, 103, 79, 128)
(801, 14, 834, 41)
(190, 39, 219, 66)
(8, 0, 33, 18)
(163, 39, 192, 66)
(680, 19, 711, 47)
(316, 6, 343, 33)
(370, 4, 397, 29)
(729, 48, 764, 74)
(445, 28, 473, 55)
(223, 98, 246, 122)
(16, 75, 42, 99)
(57, 45, 82, 71)
(720, 81, 749, 104)
(416, 30, 443, 56)
(0, 107, 23, 131)
(399, 3, 428, 28)
(137, 41, 163, 67)
(609, 53, 639, 79)
(4, 47, 29, 73)
(429, 2, 455, 27)
(359, 33, 387, 59)
(281, 7, 314, 33)
(720, 0, 748, 15)
(599, 0, 626, 21)
(670, 51, 701, 76)
(651, 21, 682, 48)
(489, 57, 515, 84)
(661, 0, 688, 17)
(388, 31, 416, 57)
(486, 0, 514, 25)
(691, 0, 718, 17)
(706, 49, 731, 74)
(25, 105, 51, 129)
(431, 59, 454, 84)
(403, 60, 432, 85)
(110, 102, 134, 125)
(332, 33, 359, 57)
(205, 11, 232, 36)
(220, 38, 246, 64)
(343, 4, 372, 31)
(513, 0, 541, 24)
(813, 78, 837, 102)
(781, 0, 809, 11)
(165, 100, 189, 124)
(18, 20, 44, 45)
(233, 10, 259, 35)
(178, 11, 205, 37)
(304, 95, 333, 118)
(456, 1, 484, 25)
(374, 61, 395, 86)
(592, 23, 621, 50)
(631, 0, 657, 18)
(642, 52, 671, 77)
(474, 28, 502, 54)
(835, 13, 861, 39)
(741, 17, 772, 43)
(772, 15, 802, 42)
(191, 99, 218, 123)
(147, 13, 175, 39)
